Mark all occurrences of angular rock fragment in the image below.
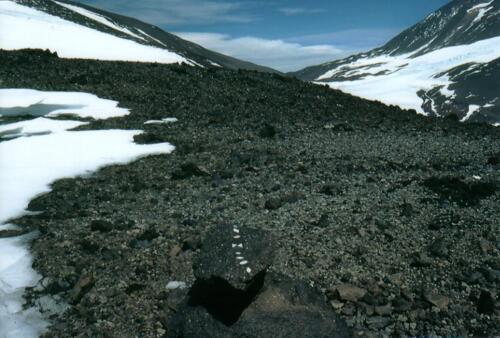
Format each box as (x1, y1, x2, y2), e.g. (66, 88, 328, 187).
(334, 284, 367, 302)
(487, 152, 500, 165)
(259, 124, 276, 138)
(477, 290, 496, 315)
(192, 224, 275, 290)
(424, 291, 449, 311)
(70, 273, 95, 305)
(422, 176, 497, 206)
(168, 224, 351, 337)
(90, 219, 114, 232)
(172, 162, 210, 180)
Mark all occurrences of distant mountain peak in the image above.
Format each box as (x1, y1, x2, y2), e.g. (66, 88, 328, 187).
(291, 0, 500, 124)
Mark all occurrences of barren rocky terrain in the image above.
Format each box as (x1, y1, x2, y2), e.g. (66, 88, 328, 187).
(1, 49, 499, 337)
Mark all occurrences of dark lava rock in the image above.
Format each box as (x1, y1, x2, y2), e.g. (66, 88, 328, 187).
(89, 219, 114, 232)
(365, 316, 391, 330)
(332, 284, 367, 302)
(411, 252, 433, 267)
(486, 258, 500, 270)
(137, 229, 159, 241)
(169, 245, 181, 257)
(466, 270, 486, 285)
(313, 214, 330, 228)
(169, 273, 351, 338)
(172, 162, 210, 180)
(128, 239, 151, 249)
(399, 202, 415, 217)
(422, 176, 497, 206)
(70, 273, 95, 305)
(393, 297, 412, 313)
(232, 274, 351, 337)
(182, 235, 202, 251)
(324, 121, 354, 132)
(133, 132, 169, 144)
(259, 123, 276, 138)
(487, 152, 500, 165)
(428, 211, 461, 230)
(281, 191, 306, 204)
(265, 192, 305, 210)
(319, 183, 343, 196)
(44, 279, 72, 295)
(192, 224, 275, 290)
(169, 225, 350, 337)
(0, 228, 28, 238)
(477, 290, 496, 314)
(265, 197, 283, 210)
(424, 291, 449, 311)
(374, 303, 393, 316)
(428, 238, 449, 258)
(166, 289, 189, 312)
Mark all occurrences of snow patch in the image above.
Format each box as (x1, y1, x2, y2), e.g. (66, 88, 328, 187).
(461, 104, 481, 122)
(0, 1, 192, 65)
(0, 232, 48, 338)
(439, 83, 456, 100)
(136, 29, 167, 47)
(53, 1, 146, 41)
(0, 117, 85, 139)
(208, 60, 222, 67)
(319, 36, 500, 114)
(0, 89, 130, 119)
(0, 89, 175, 337)
(467, 1, 494, 12)
(144, 117, 178, 125)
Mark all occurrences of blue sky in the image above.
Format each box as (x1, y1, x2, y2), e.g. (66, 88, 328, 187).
(79, 0, 450, 71)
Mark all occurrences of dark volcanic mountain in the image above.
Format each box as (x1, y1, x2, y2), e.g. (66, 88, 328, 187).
(292, 0, 500, 125)
(0, 0, 277, 72)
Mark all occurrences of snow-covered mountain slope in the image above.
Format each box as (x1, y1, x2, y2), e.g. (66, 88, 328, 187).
(291, 0, 500, 124)
(0, 0, 276, 72)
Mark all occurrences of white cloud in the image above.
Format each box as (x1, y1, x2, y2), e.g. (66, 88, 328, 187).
(278, 8, 327, 16)
(80, 0, 256, 25)
(175, 32, 347, 72)
(288, 29, 401, 49)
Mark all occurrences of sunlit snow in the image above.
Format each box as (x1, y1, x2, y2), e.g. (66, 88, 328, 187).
(144, 117, 178, 125)
(0, 89, 130, 119)
(0, 89, 175, 337)
(136, 29, 168, 47)
(462, 104, 481, 122)
(467, 1, 494, 12)
(319, 36, 500, 114)
(0, 1, 191, 65)
(53, 1, 146, 41)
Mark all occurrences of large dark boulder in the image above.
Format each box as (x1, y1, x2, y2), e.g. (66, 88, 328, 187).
(168, 225, 351, 337)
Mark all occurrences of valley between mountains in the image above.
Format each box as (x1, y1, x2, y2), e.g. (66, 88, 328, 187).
(1, 49, 499, 337)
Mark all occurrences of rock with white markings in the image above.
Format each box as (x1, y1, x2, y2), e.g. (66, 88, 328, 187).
(192, 224, 275, 290)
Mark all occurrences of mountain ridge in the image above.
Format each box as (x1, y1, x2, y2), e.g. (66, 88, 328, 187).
(2, 0, 279, 73)
(291, 0, 500, 125)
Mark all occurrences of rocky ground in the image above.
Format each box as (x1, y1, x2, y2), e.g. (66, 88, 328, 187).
(1, 49, 499, 337)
